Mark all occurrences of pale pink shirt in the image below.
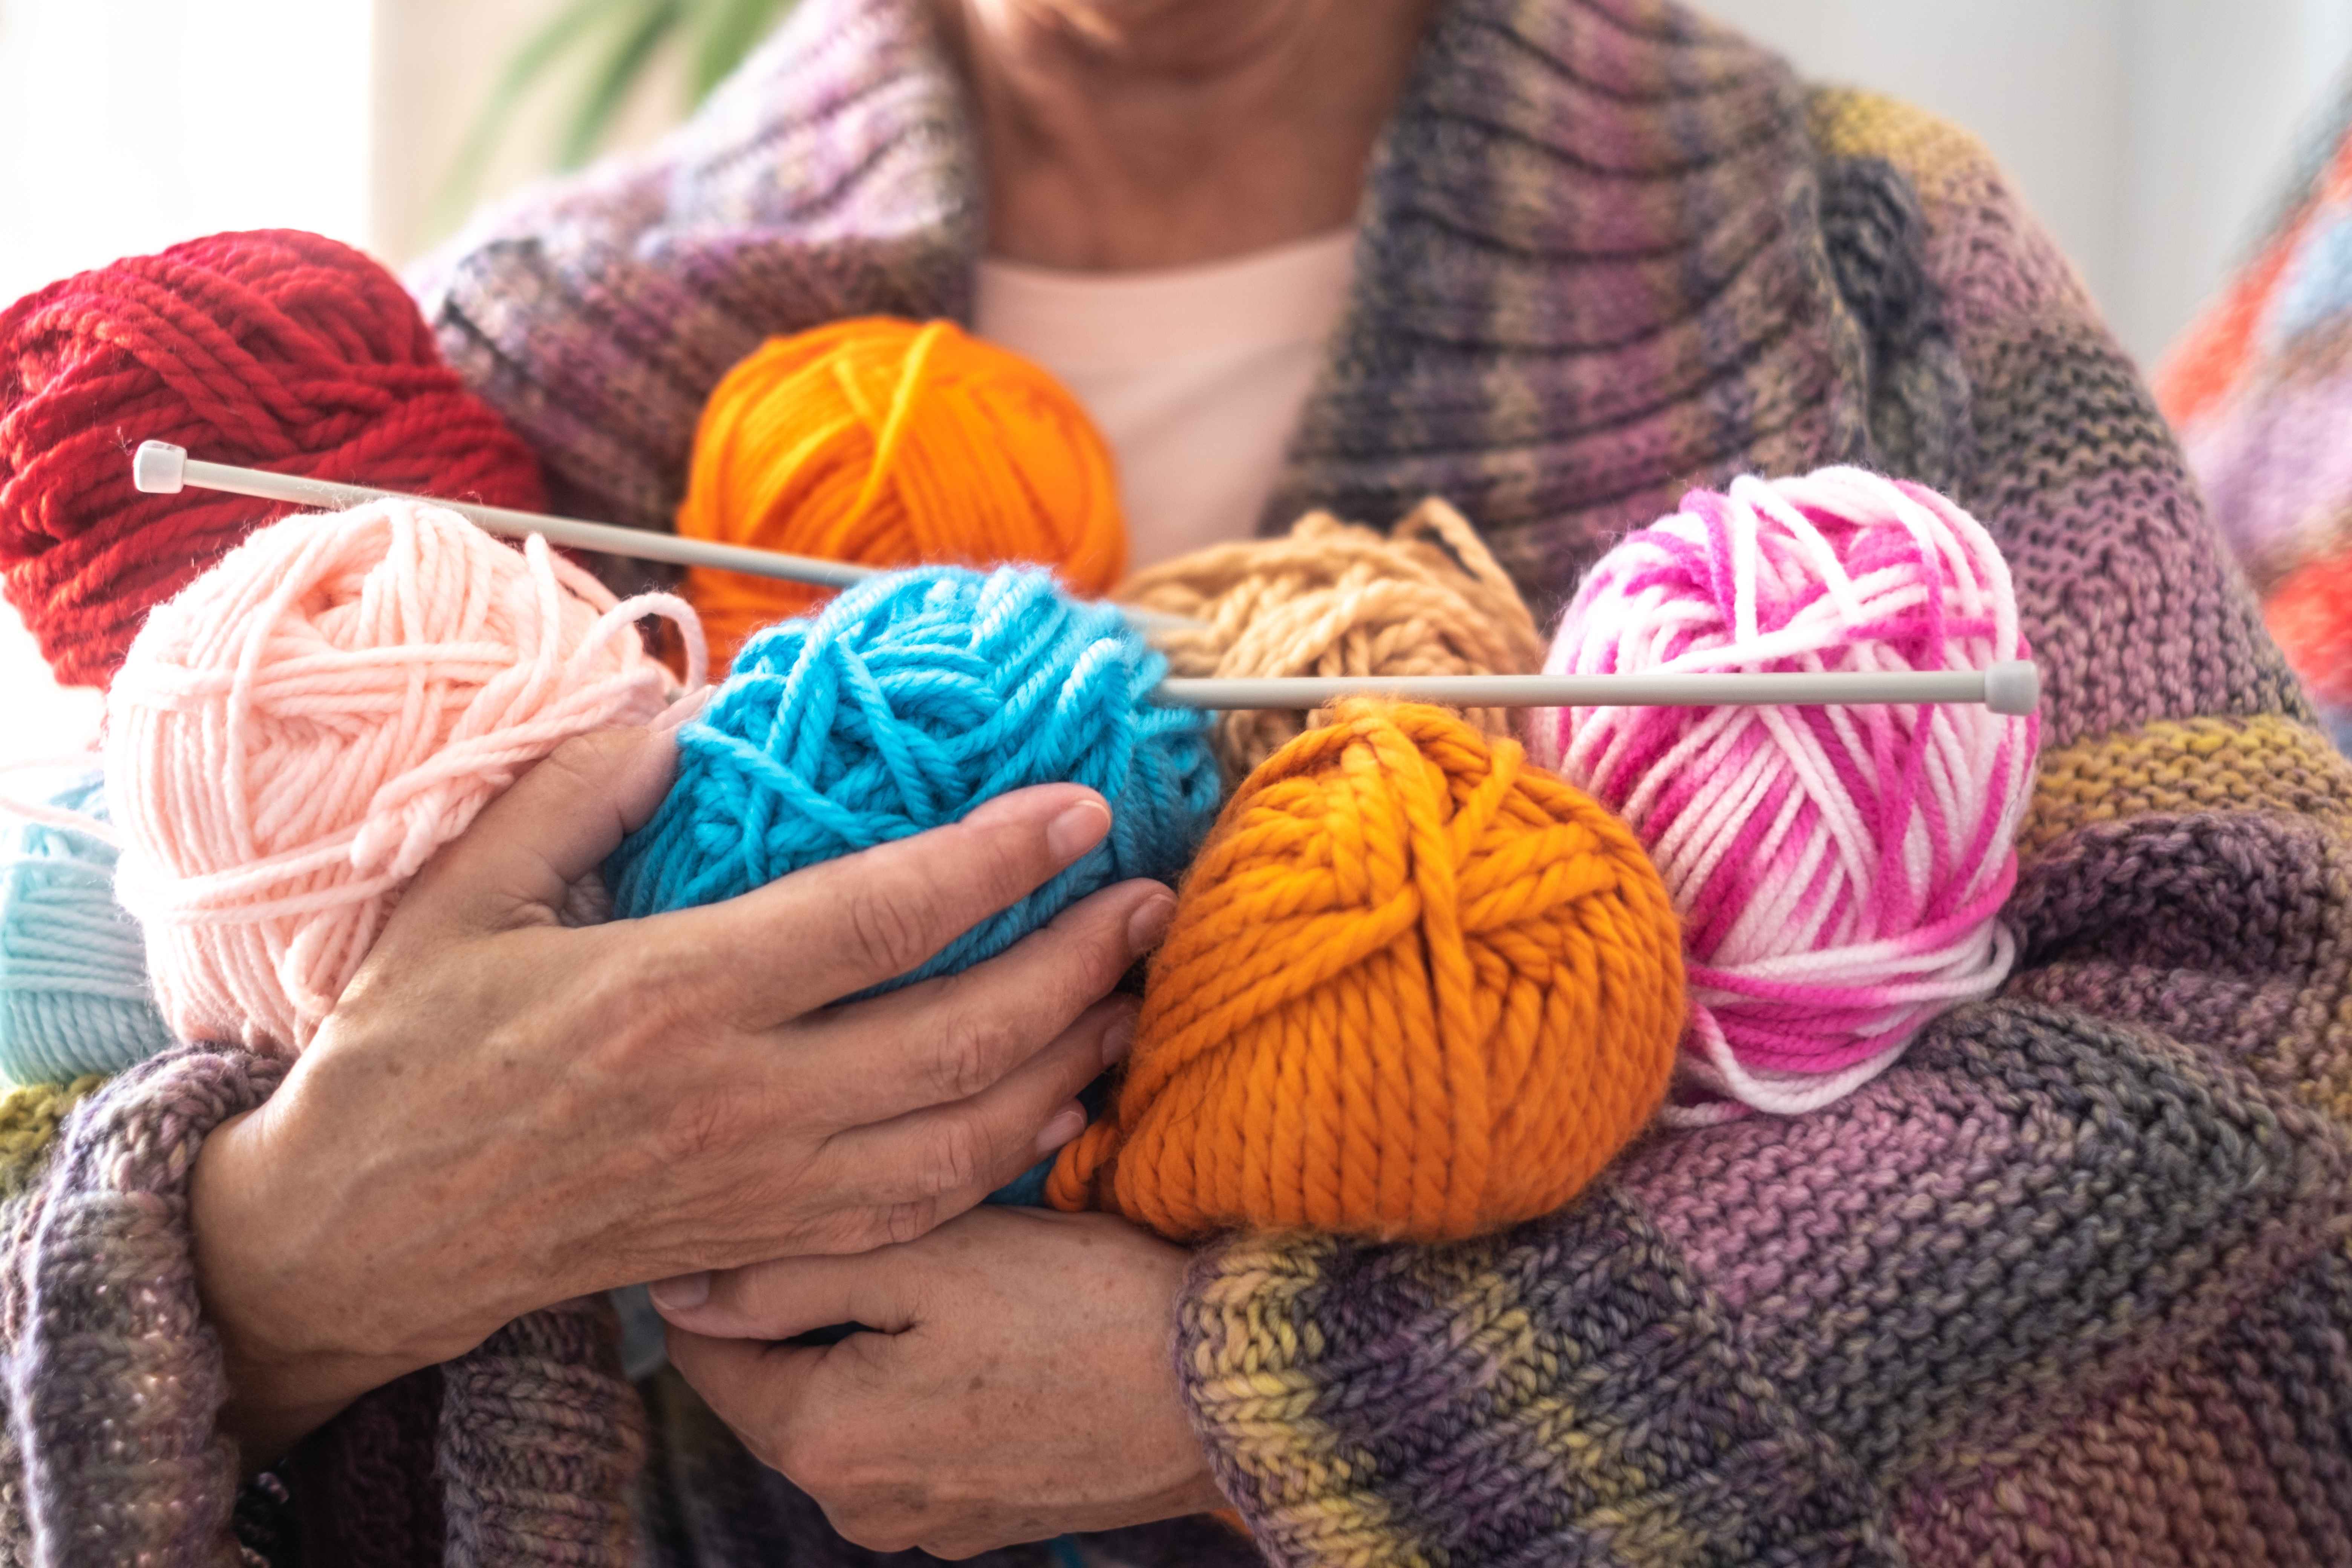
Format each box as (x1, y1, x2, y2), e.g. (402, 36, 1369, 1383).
(974, 228, 1359, 570)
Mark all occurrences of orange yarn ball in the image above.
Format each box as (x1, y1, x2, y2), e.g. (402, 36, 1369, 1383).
(677, 317, 1125, 662)
(1049, 699, 1685, 1243)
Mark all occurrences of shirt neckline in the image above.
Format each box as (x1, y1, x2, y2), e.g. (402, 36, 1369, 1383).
(975, 228, 1359, 375)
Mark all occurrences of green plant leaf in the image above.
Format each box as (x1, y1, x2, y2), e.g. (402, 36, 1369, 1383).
(557, 0, 688, 168)
(436, 0, 797, 236)
(686, 0, 797, 101)
(436, 0, 645, 226)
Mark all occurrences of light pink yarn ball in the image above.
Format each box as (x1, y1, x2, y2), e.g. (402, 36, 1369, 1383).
(104, 500, 705, 1053)
(1528, 467, 2039, 1121)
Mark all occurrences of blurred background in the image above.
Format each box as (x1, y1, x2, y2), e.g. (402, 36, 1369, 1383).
(3, 0, 2350, 756)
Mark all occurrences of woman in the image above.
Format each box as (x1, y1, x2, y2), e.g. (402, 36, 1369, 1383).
(7, 0, 2349, 1563)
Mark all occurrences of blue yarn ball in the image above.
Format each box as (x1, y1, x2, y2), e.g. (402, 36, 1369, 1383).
(608, 566, 1219, 1210)
(0, 773, 178, 1085)
(608, 566, 1221, 984)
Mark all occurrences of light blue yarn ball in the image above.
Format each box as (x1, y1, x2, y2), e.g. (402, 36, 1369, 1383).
(0, 773, 178, 1086)
(608, 565, 1222, 984)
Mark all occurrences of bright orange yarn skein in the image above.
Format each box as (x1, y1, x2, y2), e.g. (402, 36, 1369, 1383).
(677, 318, 1125, 662)
(1048, 699, 1686, 1243)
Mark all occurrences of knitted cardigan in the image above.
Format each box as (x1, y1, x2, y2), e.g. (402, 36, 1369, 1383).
(8, 0, 2352, 1563)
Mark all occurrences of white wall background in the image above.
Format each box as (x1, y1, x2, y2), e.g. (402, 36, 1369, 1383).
(2, 0, 2350, 755)
(0, 0, 374, 309)
(1706, 0, 2352, 366)
(0, 0, 377, 761)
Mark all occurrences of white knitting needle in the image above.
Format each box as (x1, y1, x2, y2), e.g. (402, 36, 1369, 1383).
(130, 442, 2039, 715)
(1159, 665, 2040, 716)
(129, 441, 1201, 634)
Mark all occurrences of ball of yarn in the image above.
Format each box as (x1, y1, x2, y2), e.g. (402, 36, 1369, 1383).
(0, 772, 176, 1085)
(1121, 498, 1545, 781)
(1528, 467, 2039, 1121)
(609, 565, 1219, 989)
(676, 319, 1125, 662)
(105, 500, 703, 1053)
(1047, 699, 1685, 1243)
(0, 229, 548, 691)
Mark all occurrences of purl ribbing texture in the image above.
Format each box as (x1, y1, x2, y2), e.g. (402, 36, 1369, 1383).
(1531, 467, 2038, 1119)
(678, 318, 1125, 663)
(1049, 699, 1684, 1242)
(106, 500, 703, 1053)
(0, 773, 175, 1086)
(609, 564, 1218, 988)
(0, 229, 547, 689)
(1120, 498, 1544, 781)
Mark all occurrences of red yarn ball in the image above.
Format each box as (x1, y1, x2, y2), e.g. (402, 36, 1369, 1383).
(0, 229, 547, 689)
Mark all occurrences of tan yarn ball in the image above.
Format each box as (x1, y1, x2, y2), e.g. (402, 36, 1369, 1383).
(1119, 499, 1544, 781)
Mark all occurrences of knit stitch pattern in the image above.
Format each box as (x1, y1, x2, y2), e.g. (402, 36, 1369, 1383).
(4, 0, 2349, 1563)
(0, 1043, 282, 1566)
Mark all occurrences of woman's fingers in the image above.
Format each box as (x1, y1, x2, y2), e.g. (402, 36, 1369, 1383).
(654, 1245, 920, 1339)
(794, 875, 1170, 1127)
(811, 995, 1132, 1228)
(393, 727, 679, 941)
(655, 782, 1115, 1019)
(662, 1331, 832, 1475)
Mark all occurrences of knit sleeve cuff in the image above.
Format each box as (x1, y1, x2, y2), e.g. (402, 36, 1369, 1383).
(2, 1041, 285, 1565)
(1171, 1191, 1884, 1567)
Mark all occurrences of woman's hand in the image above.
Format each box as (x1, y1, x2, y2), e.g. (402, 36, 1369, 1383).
(657, 1207, 1226, 1559)
(188, 725, 1174, 1464)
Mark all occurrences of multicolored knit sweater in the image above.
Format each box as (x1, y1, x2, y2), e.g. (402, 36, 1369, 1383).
(8, 0, 2352, 1563)
(2158, 77, 2352, 750)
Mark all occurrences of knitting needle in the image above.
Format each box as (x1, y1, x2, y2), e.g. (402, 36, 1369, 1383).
(129, 443, 2038, 715)
(128, 442, 1202, 634)
(1158, 664, 2041, 716)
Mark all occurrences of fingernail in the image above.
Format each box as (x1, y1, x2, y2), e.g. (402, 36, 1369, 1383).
(1126, 891, 1176, 955)
(1036, 1103, 1087, 1156)
(649, 1272, 710, 1311)
(1046, 799, 1111, 864)
(1100, 1008, 1136, 1068)
(654, 688, 711, 734)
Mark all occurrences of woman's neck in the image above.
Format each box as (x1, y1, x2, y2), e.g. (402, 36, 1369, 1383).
(937, 0, 1436, 270)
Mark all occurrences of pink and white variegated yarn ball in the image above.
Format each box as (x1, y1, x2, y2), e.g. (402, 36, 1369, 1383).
(1528, 467, 2039, 1122)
